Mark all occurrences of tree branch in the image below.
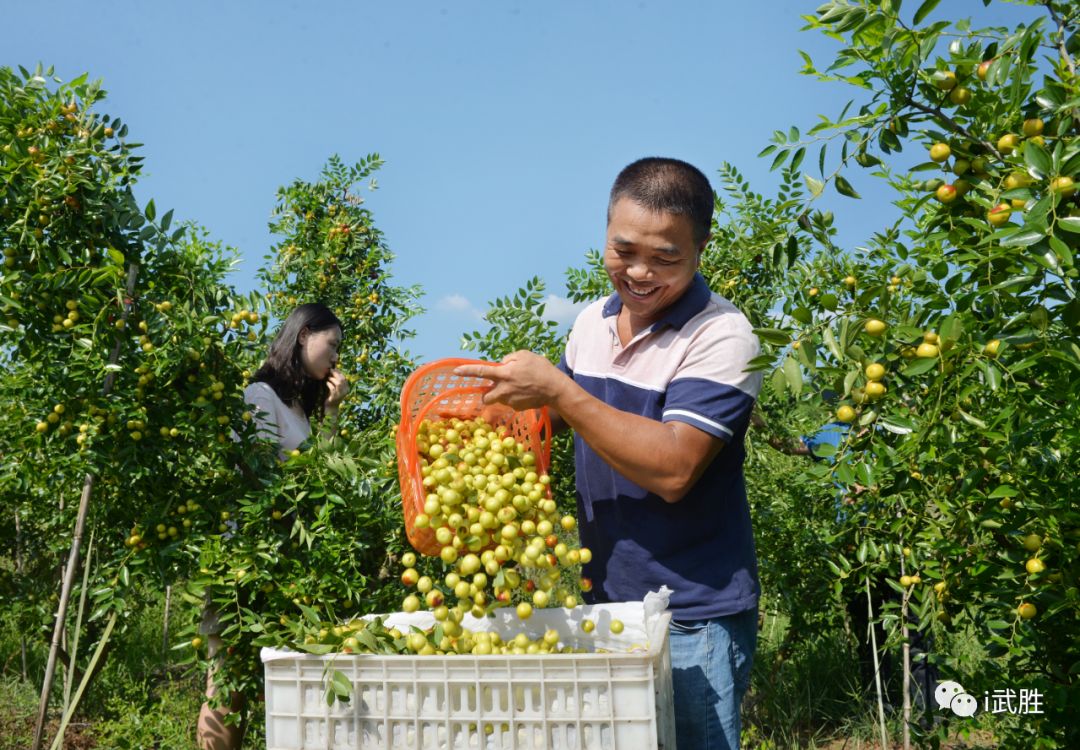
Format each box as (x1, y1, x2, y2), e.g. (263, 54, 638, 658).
(1044, 1, 1076, 77)
(904, 96, 1003, 161)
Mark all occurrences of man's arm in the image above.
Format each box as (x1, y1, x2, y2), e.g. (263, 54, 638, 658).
(554, 379, 724, 503)
(455, 352, 723, 503)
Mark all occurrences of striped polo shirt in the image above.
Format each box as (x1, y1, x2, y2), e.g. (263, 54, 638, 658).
(559, 273, 762, 620)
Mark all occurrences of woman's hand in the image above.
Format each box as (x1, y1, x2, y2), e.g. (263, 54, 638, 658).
(325, 369, 350, 411)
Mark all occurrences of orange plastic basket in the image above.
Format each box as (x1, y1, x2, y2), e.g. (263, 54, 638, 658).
(397, 358, 553, 556)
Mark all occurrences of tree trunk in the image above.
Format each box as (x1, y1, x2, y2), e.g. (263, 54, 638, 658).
(16, 510, 28, 681)
(867, 576, 889, 750)
(31, 474, 96, 750)
(162, 584, 172, 661)
(31, 263, 139, 750)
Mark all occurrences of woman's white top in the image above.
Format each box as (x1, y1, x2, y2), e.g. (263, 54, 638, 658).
(243, 381, 311, 455)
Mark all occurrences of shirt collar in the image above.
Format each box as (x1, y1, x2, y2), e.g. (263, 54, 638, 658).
(601, 273, 711, 331)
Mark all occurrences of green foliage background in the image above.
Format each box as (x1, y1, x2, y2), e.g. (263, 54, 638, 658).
(2, 1, 1080, 747)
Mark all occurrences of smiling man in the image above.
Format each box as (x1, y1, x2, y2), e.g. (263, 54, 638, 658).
(454, 157, 762, 749)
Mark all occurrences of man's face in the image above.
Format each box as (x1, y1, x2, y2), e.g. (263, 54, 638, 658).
(604, 198, 703, 326)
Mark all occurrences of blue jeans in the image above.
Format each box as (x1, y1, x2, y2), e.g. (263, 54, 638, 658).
(669, 608, 757, 750)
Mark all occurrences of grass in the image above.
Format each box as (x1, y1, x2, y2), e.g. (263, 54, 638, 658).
(744, 609, 876, 749)
(742, 609, 1007, 750)
(0, 583, 1012, 750)
(0, 583, 272, 750)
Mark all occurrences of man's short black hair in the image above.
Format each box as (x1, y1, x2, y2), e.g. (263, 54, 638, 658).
(608, 157, 714, 247)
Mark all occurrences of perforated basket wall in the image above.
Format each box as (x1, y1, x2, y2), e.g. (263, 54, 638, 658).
(397, 359, 552, 556)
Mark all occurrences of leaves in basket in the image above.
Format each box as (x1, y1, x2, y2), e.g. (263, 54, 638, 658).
(298, 642, 337, 655)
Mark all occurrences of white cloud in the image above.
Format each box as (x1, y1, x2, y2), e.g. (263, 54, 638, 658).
(436, 293, 484, 320)
(540, 294, 589, 325)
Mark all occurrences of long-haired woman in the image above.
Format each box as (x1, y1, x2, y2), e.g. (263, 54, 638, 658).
(196, 302, 348, 750)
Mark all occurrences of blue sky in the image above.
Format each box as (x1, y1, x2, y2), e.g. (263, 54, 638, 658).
(6, 1, 1033, 361)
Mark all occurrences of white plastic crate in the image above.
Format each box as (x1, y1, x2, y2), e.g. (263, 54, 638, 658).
(262, 601, 676, 750)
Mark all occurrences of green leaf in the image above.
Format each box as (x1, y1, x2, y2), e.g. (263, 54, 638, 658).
(746, 354, 776, 372)
(834, 460, 855, 486)
(790, 147, 806, 171)
(1049, 235, 1074, 268)
(754, 328, 793, 347)
(819, 4, 849, 24)
(913, 0, 941, 25)
(783, 356, 803, 397)
(330, 669, 353, 698)
(1022, 141, 1051, 180)
(107, 247, 125, 265)
(297, 602, 320, 624)
(939, 314, 963, 343)
(879, 416, 915, 435)
(1057, 217, 1080, 234)
(823, 327, 843, 362)
(805, 174, 824, 197)
(786, 234, 799, 267)
(855, 461, 874, 488)
(854, 150, 881, 168)
(988, 274, 1036, 292)
(999, 229, 1044, 247)
(958, 409, 987, 429)
(297, 643, 336, 655)
(835, 7, 867, 32)
(144, 199, 156, 222)
(1060, 149, 1080, 178)
(843, 368, 860, 397)
(791, 306, 813, 325)
(988, 485, 1019, 498)
(770, 365, 787, 397)
(902, 358, 938, 377)
(356, 628, 379, 651)
(834, 175, 861, 198)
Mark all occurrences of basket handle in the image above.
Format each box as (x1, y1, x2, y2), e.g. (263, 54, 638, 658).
(397, 358, 488, 421)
